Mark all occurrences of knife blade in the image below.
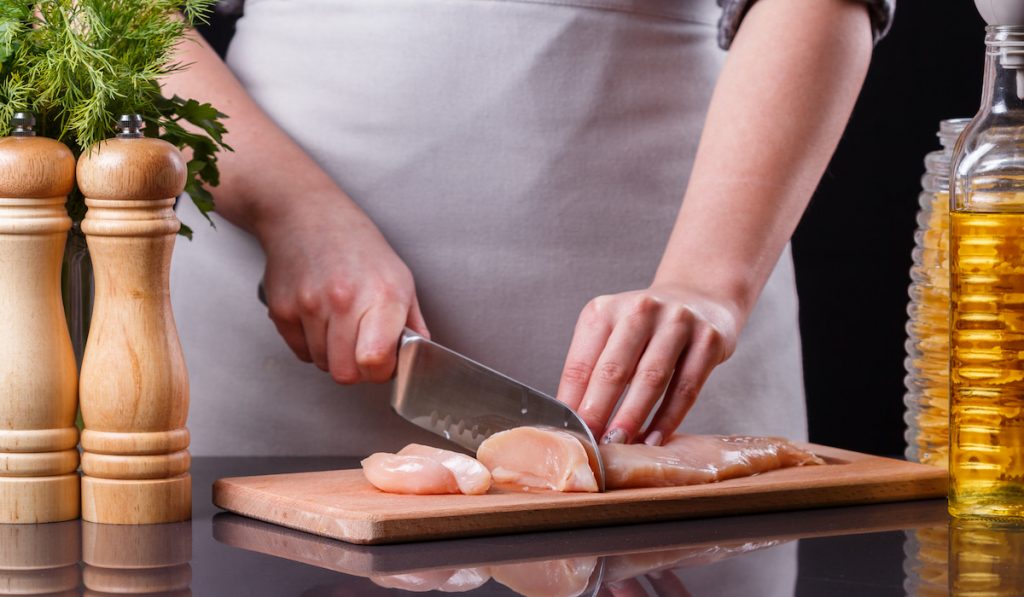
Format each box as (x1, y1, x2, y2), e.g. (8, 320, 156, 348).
(256, 280, 605, 491)
(392, 330, 606, 492)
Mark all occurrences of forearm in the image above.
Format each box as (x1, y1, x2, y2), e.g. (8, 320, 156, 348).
(161, 31, 369, 240)
(654, 0, 872, 322)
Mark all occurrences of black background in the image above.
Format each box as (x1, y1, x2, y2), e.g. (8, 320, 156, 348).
(196, 2, 988, 456)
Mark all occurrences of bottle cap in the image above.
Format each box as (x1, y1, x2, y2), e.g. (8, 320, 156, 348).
(975, 0, 1024, 26)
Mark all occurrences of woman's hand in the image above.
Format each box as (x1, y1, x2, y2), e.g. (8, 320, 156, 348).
(555, 285, 740, 446)
(257, 196, 428, 384)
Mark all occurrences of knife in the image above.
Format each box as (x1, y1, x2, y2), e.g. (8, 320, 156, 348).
(393, 329, 605, 492)
(257, 282, 606, 491)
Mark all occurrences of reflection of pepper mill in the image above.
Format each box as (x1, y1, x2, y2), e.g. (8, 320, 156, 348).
(0, 522, 81, 595)
(0, 112, 80, 524)
(78, 114, 191, 524)
(82, 521, 191, 596)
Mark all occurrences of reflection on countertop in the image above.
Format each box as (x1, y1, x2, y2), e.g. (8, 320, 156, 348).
(0, 522, 80, 596)
(0, 520, 192, 596)
(214, 498, 949, 597)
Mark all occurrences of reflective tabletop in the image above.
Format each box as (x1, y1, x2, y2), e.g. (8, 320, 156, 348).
(1, 457, 1016, 596)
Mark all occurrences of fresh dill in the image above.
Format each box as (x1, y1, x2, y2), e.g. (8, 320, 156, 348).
(0, 0, 230, 239)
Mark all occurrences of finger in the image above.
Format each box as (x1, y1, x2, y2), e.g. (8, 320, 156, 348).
(605, 320, 690, 443)
(578, 304, 658, 440)
(555, 298, 615, 411)
(300, 312, 330, 372)
(647, 570, 693, 597)
(269, 316, 312, 363)
(265, 290, 313, 362)
(355, 302, 408, 382)
(604, 578, 648, 597)
(325, 313, 361, 384)
(406, 295, 431, 339)
(643, 329, 723, 444)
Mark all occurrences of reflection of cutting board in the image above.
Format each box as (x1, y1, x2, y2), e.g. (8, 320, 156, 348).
(212, 444, 945, 545)
(212, 499, 948, 576)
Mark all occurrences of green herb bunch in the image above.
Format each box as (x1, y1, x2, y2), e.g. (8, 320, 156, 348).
(0, 0, 230, 238)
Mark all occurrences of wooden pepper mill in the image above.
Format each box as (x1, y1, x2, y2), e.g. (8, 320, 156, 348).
(78, 114, 190, 524)
(0, 112, 80, 524)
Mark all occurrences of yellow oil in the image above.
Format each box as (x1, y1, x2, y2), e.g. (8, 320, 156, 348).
(902, 526, 948, 597)
(950, 211, 1024, 519)
(908, 189, 952, 467)
(950, 519, 1024, 595)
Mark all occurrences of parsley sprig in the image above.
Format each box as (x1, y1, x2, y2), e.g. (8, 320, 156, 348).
(0, 1, 230, 239)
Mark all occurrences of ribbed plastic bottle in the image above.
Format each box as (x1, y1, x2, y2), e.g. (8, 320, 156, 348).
(903, 118, 969, 467)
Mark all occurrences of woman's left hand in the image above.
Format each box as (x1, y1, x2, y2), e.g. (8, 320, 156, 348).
(555, 285, 740, 446)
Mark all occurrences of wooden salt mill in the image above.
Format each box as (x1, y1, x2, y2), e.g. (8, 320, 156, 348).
(78, 114, 190, 524)
(0, 112, 80, 524)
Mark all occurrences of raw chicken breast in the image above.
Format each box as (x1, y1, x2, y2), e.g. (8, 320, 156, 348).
(476, 427, 598, 492)
(490, 557, 599, 597)
(398, 444, 492, 495)
(361, 444, 491, 495)
(600, 434, 824, 489)
(371, 568, 490, 592)
(361, 453, 459, 495)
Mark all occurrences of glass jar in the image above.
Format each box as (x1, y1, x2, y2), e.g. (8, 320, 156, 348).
(949, 26, 1024, 519)
(904, 118, 970, 467)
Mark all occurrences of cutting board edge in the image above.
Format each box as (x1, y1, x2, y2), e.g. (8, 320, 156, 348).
(355, 475, 949, 544)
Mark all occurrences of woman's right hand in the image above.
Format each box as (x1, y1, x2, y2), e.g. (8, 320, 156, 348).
(255, 196, 429, 384)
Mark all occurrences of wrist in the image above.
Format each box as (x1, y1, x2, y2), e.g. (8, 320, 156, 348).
(649, 269, 754, 328)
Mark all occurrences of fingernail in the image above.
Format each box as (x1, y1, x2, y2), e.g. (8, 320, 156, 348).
(644, 431, 663, 446)
(601, 428, 627, 445)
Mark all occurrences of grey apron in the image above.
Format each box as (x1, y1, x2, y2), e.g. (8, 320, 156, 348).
(171, 0, 807, 457)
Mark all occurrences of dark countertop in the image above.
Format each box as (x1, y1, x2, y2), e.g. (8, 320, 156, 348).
(1, 457, 1005, 596)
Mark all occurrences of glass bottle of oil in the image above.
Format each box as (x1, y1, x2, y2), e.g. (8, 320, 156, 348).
(904, 118, 969, 467)
(949, 22, 1024, 519)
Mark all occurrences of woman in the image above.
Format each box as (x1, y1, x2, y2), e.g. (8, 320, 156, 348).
(166, 0, 892, 456)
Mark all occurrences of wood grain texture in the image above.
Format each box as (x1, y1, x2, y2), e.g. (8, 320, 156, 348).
(0, 134, 80, 524)
(78, 136, 190, 524)
(213, 444, 948, 545)
(82, 521, 192, 596)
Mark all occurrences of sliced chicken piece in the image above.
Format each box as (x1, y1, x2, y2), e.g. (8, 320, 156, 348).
(371, 568, 490, 592)
(490, 557, 599, 597)
(398, 444, 492, 495)
(361, 453, 459, 495)
(361, 444, 492, 495)
(476, 427, 598, 492)
(600, 434, 824, 489)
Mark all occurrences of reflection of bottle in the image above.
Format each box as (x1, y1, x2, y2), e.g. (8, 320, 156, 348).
(82, 521, 192, 596)
(949, 1, 1024, 519)
(0, 112, 80, 523)
(0, 521, 81, 596)
(950, 519, 1024, 595)
(902, 526, 949, 597)
(77, 114, 191, 524)
(904, 118, 969, 466)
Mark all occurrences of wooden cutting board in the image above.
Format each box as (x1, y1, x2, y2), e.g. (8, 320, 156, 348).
(212, 444, 946, 545)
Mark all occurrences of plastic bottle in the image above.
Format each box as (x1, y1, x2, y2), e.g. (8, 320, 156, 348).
(904, 118, 969, 467)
